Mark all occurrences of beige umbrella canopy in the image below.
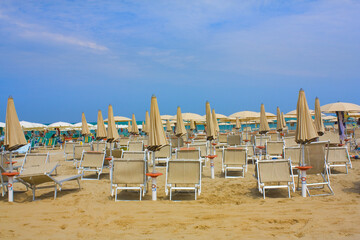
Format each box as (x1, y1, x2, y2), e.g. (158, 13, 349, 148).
(81, 112, 90, 136)
(276, 107, 284, 132)
(259, 104, 270, 134)
(205, 101, 216, 141)
(144, 111, 150, 134)
(212, 109, 220, 135)
(166, 119, 172, 132)
(314, 97, 325, 136)
(235, 117, 241, 129)
(175, 106, 186, 137)
(148, 95, 168, 151)
(142, 121, 145, 132)
(281, 112, 286, 128)
(96, 110, 107, 140)
(127, 121, 132, 133)
(131, 114, 139, 134)
(229, 111, 259, 120)
(4, 97, 27, 151)
(104, 116, 131, 122)
(295, 89, 318, 144)
(173, 112, 204, 121)
(107, 104, 120, 142)
(161, 115, 174, 120)
(189, 119, 196, 130)
(320, 102, 360, 113)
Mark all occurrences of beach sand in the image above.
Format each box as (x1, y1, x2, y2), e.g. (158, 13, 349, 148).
(1, 148, 359, 239)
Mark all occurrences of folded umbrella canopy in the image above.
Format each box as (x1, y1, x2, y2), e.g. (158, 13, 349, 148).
(81, 112, 90, 136)
(235, 117, 241, 129)
(281, 112, 286, 128)
(96, 110, 107, 140)
(131, 114, 139, 134)
(190, 119, 196, 130)
(259, 104, 270, 134)
(205, 101, 215, 141)
(175, 106, 186, 137)
(127, 121, 132, 133)
(166, 119, 172, 132)
(148, 95, 168, 152)
(144, 111, 150, 134)
(4, 97, 27, 151)
(295, 89, 318, 144)
(212, 109, 220, 136)
(107, 104, 120, 142)
(276, 107, 284, 132)
(314, 97, 325, 136)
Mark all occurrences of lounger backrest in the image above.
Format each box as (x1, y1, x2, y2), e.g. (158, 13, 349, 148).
(258, 159, 292, 183)
(119, 138, 129, 146)
(228, 135, 241, 146)
(94, 142, 107, 152)
(122, 151, 146, 160)
(176, 148, 200, 160)
(218, 134, 228, 143)
(267, 141, 284, 156)
(23, 153, 49, 168)
(284, 147, 301, 166)
(128, 141, 144, 151)
(64, 142, 78, 154)
(74, 145, 93, 159)
(254, 135, 270, 146)
(188, 143, 208, 157)
(112, 158, 145, 184)
(224, 148, 247, 165)
(155, 145, 171, 159)
(284, 137, 298, 147)
(81, 151, 105, 168)
(167, 160, 201, 184)
(319, 132, 340, 144)
(327, 147, 349, 163)
(304, 142, 328, 175)
(354, 128, 360, 139)
(170, 137, 184, 147)
(268, 132, 278, 141)
(194, 134, 206, 140)
(246, 145, 255, 156)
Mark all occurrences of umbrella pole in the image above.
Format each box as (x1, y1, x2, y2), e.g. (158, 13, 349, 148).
(8, 152, 14, 202)
(300, 144, 307, 197)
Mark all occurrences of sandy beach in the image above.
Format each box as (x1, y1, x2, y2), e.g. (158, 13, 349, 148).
(1, 148, 359, 240)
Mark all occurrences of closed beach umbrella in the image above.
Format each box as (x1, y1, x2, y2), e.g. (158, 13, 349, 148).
(205, 101, 215, 141)
(96, 110, 107, 140)
(131, 114, 139, 134)
(235, 117, 241, 129)
(212, 109, 220, 136)
(281, 112, 286, 128)
(142, 122, 145, 132)
(259, 104, 270, 134)
(166, 120, 172, 132)
(127, 121, 132, 133)
(148, 95, 168, 152)
(4, 97, 27, 151)
(175, 106, 186, 137)
(81, 112, 90, 136)
(107, 104, 120, 142)
(276, 107, 284, 132)
(144, 111, 150, 134)
(314, 97, 325, 136)
(295, 89, 318, 144)
(190, 119, 196, 130)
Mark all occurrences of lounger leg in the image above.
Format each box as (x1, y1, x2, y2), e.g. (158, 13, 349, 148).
(77, 178, 81, 189)
(54, 185, 57, 199)
(288, 186, 291, 198)
(32, 187, 36, 201)
(263, 188, 266, 199)
(170, 188, 172, 200)
(139, 189, 142, 201)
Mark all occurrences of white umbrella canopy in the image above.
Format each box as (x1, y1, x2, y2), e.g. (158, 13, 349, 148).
(20, 121, 46, 130)
(104, 116, 131, 122)
(48, 121, 74, 129)
(0, 122, 5, 128)
(161, 115, 174, 120)
(172, 112, 204, 121)
(202, 113, 228, 121)
(321, 102, 360, 113)
(72, 122, 94, 128)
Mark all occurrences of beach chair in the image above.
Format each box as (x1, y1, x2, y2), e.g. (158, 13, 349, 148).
(284, 146, 301, 171)
(111, 157, 147, 201)
(284, 136, 298, 147)
(64, 141, 79, 161)
(78, 151, 106, 180)
(268, 132, 279, 141)
(303, 141, 334, 197)
(106, 148, 123, 158)
(319, 132, 341, 145)
(17, 170, 83, 201)
(93, 141, 107, 152)
(254, 135, 270, 147)
(222, 148, 247, 178)
(256, 159, 295, 199)
(266, 141, 285, 160)
(244, 144, 257, 164)
(218, 134, 228, 145)
(118, 137, 129, 148)
(175, 147, 201, 160)
(165, 159, 202, 200)
(326, 146, 352, 174)
(227, 134, 242, 146)
(154, 145, 172, 166)
(74, 144, 93, 167)
(188, 142, 208, 160)
(170, 136, 184, 149)
(127, 141, 144, 151)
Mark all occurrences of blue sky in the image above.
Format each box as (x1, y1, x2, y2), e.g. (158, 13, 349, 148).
(0, 0, 359, 123)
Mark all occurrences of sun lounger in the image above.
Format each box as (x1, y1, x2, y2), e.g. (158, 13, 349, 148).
(227, 134, 242, 146)
(127, 141, 144, 151)
(74, 144, 93, 167)
(78, 151, 105, 180)
(284, 136, 298, 147)
(327, 146, 352, 174)
(154, 145, 172, 166)
(21, 153, 58, 175)
(222, 148, 247, 178)
(93, 141, 107, 152)
(256, 159, 295, 199)
(165, 159, 202, 200)
(175, 148, 201, 160)
(111, 157, 147, 201)
(64, 141, 79, 161)
(266, 141, 285, 159)
(319, 132, 341, 145)
(303, 141, 334, 196)
(17, 171, 83, 201)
